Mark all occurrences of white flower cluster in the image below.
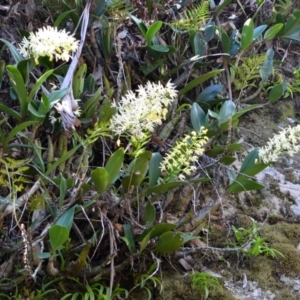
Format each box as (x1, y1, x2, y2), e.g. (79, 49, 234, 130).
(110, 81, 177, 140)
(160, 128, 208, 181)
(258, 125, 300, 164)
(19, 26, 79, 62)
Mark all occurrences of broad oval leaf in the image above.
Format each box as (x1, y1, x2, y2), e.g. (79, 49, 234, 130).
(253, 25, 268, 40)
(241, 18, 254, 50)
(129, 14, 148, 38)
(180, 69, 224, 95)
(136, 223, 177, 241)
(144, 200, 156, 226)
(150, 44, 170, 52)
(197, 84, 223, 103)
(146, 21, 162, 45)
(105, 147, 124, 185)
(122, 173, 144, 191)
(56, 205, 77, 230)
(268, 83, 286, 103)
(221, 31, 231, 54)
(260, 48, 274, 82)
(122, 224, 136, 253)
(0, 38, 23, 63)
(218, 100, 236, 124)
(240, 148, 259, 173)
(6, 65, 28, 118)
(149, 152, 163, 187)
(228, 177, 265, 192)
(264, 23, 284, 40)
(154, 231, 183, 253)
(49, 225, 69, 252)
(193, 32, 206, 57)
(190, 102, 207, 132)
(28, 69, 54, 103)
(91, 167, 109, 193)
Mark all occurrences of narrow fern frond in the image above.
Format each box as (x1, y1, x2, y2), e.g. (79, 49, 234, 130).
(172, 1, 210, 32)
(230, 54, 268, 91)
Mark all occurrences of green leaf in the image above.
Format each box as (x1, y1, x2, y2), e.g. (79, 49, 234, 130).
(232, 104, 261, 120)
(54, 9, 75, 27)
(282, 11, 300, 36)
(206, 146, 224, 156)
(122, 174, 144, 191)
(129, 14, 148, 38)
(219, 118, 239, 132)
(227, 143, 243, 152)
(4, 121, 37, 151)
(180, 232, 200, 244)
(149, 152, 162, 187)
(154, 231, 183, 253)
(91, 167, 109, 193)
(253, 25, 268, 40)
(0, 104, 21, 122)
(190, 102, 207, 132)
(48, 88, 68, 107)
(59, 176, 68, 208)
(98, 97, 116, 123)
(105, 147, 124, 184)
(241, 18, 254, 50)
(196, 85, 223, 103)
(49, 225, 69, 252)
(180, 70, 224, 95)
(146, 21, 162, 45)
(73, 63, 87, 99)
(0, 39, 23, 64)
(193, 32, 206, 57)
(139, 230, 153, 253)
(220, 156, 236, 165)
(218, 100, 236, 124)
(130, 151, 152, 177)
(6, 65, 28, 118)
(240, 148, 259, 173)
(228, 177, 265, 192)
(84, 74, 95, 94)
(17, 59, 32, 85)
(268, 83, 284, 103)
(45, 144, 81, 176)
(56, 205, 77, 230)
(264, 23, 284, 40)
(136, 223, 177, 241)
(37, 252, 52, 259)
(150, 45, 170, 52)
(83, 86, 101, 119)
(144, 201, 156, 226)
(28, 69, 54, 103)
(221, 31, 231, 54)
(260, 48, 274, 82)
(28, 102, 46, 119)
(215, 0, 233, 15)
(242, 163, 269, 176)
(122, 224, 136, 253)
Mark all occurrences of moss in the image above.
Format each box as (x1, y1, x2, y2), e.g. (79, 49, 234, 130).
(249, 256, 278, 289)
(275, 288, 299, 300)
(261, 223, 300, 247)
(235, 214, 255, 229)
(271, 243, 300, 276)
(278, 101, 295, 121)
